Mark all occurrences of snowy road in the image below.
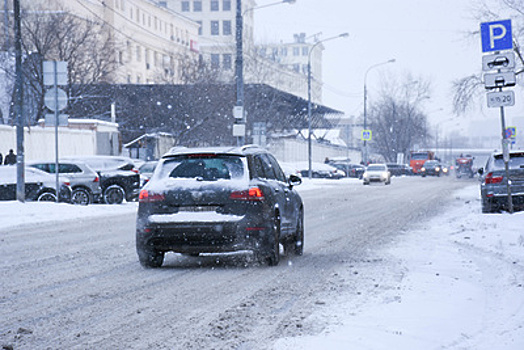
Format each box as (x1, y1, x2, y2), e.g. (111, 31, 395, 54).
(1, 176, 474, 349)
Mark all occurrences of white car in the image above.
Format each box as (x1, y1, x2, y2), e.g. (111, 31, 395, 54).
(362, 164, 391, 185)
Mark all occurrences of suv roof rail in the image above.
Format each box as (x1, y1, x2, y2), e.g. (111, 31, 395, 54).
(240, 144, 264, 152)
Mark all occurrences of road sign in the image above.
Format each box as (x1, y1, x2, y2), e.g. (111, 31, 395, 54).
(233, 106, 244, 119)
(505, 126, 516, 141)
(482, 52, 515, 71)
(481, 19, 513, 53)
(361, 129, 372, 141)
(45, 114, 69, 127)
(44, 87, 68, 112)
(484, 71, 516, 89)
(487, 91, 515, 108)
(43, 61, 68, 86)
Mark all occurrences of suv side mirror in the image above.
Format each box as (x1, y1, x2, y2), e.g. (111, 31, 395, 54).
(288, 174, 302, 187)
(477, 168, 484, 175)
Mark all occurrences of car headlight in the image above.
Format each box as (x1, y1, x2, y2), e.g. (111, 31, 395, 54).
(436, 167, 440, 172)
(421, 167, 426, 172)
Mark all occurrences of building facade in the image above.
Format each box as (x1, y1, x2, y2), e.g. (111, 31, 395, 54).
(11, 0, 200, 85)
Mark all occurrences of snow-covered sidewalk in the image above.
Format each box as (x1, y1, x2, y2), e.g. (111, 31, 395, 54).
(276, 185, 524, 350)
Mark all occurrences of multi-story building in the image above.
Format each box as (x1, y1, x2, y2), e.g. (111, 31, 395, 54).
(163, 0, 322, 102)
(5, 0, 200, 84)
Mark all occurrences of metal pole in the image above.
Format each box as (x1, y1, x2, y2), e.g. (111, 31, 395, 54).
(307, 33, 349, 179)
(307, 60, 312, 179)
(499, 104, 513, 213)
(363, 83, 367, 164)
(54, 61, 59, 203)
(3, 0, 9, 50)
(13, 0, 24, 202)
(235, 0, 244, 146)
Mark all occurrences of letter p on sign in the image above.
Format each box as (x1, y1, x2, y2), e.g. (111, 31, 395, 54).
(481, 19, 513, 53)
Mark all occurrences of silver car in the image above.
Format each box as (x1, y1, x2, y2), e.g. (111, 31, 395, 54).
(478, 151, 524, 213)
(28, 161, 102, 205)
(362, 164, 391, 185)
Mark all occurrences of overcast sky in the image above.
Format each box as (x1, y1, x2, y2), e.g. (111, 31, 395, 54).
(254, 0, 524, 138)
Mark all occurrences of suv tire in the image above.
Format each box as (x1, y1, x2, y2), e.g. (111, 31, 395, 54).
(104, 184, 125, 204)
(72, 188, 91, 205)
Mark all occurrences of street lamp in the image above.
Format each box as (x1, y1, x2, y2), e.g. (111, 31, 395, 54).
(363, 58, 395, 164)
(235, 0, 296, 146)
(307, 32, 349, 178)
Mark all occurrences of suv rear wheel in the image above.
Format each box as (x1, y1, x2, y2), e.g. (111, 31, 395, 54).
(72, 188, 91, 205)
(138, 248, 164, 268)
(38, 191, 56, 202)
(104, 184, 125, 204)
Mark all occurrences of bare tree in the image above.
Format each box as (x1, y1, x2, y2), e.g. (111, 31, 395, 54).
(367, 74, 432, 162)
(2, 5, 119, 125)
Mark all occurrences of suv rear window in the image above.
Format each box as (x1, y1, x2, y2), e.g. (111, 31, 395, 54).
(492, 153, 524, 170)
(158, 155, 246, 181)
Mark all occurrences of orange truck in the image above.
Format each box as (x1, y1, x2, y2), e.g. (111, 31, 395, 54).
(409, 151, 435, 174)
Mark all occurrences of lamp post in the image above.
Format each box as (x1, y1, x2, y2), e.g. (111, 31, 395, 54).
(363, 58, 395, 165)
(307, 32, 349, 178)
(235, 0, 296, 146)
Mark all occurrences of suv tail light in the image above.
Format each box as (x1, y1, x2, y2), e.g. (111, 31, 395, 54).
(485, 172, 503, 184)
(139, 189, 165, 203)
(93, 176, 99, 183)
(230, 187, 265, 201)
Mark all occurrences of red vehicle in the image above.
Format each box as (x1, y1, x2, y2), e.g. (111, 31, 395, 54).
(455, 154, 474, 178)
(409, 151, 435, 174)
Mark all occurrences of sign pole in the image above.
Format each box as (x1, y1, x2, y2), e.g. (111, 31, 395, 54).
(499, 101, 513, 213)
(54, 61, 60, 203)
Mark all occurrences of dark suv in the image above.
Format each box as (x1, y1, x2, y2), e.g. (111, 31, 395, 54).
(478, 151, 524, 213)
(62, 156, 140, 204)
(136, 145, 304, 268)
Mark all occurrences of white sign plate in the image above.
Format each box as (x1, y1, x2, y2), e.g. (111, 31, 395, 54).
(482, 52, 515, 71)
(43, 61, 68, 86)
(487, 90, 515, 108)
(484, 71, 516, 89)
(44, 87, 68, 111)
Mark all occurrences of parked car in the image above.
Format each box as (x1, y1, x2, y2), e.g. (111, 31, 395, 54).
(136, 145, 304, 268)
(138, 160, 158, 187)
(386, 163, 412, 177)
(362, 164, 391, 185)
(28, 160, 102, 205)
(62, 156, 140, 204)
(0, 166, 72, 202)
(478, 150, 524, 213)
(329, 161, 365, 179)
(294, 161, 345, 179)
(420, 160, 441, 177)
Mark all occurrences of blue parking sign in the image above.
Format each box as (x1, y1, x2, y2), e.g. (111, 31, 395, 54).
(481, 20, 513, 52)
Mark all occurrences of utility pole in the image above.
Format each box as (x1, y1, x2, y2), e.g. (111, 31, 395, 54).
(14, 0, 25, 202)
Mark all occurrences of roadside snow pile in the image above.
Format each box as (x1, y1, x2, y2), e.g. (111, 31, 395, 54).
(275, 185, 524, 350)
(0, 201, 137, 230)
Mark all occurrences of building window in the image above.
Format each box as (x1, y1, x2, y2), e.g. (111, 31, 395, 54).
(223, 54, 232, 70)
(193, 1, 202, 12)
(293, 63, 300, 72)
(223, 20, 231, 35)
(302, 46, 309, 56)
(211, 54, 220, 69)
(136, 45, 141, 61)
(181, 1, 189, 11)
(211, 0, 219, 11)
(210, 21, 219, 36)
(196, 21, 202, 35)
(293, 47, 300, 56)
(223, 0, 231, 11)
(281, 47, 288, 56)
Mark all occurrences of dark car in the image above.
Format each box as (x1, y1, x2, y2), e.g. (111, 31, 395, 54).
(420, 160, 441, 177)
(136, 145, 304, 268)
(386, 163, 412, 177)
(0, 166, 72, 202)
(329, 162, 365, 178)
(478, 151, 524, 213)
(62, 156, 140, 204)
